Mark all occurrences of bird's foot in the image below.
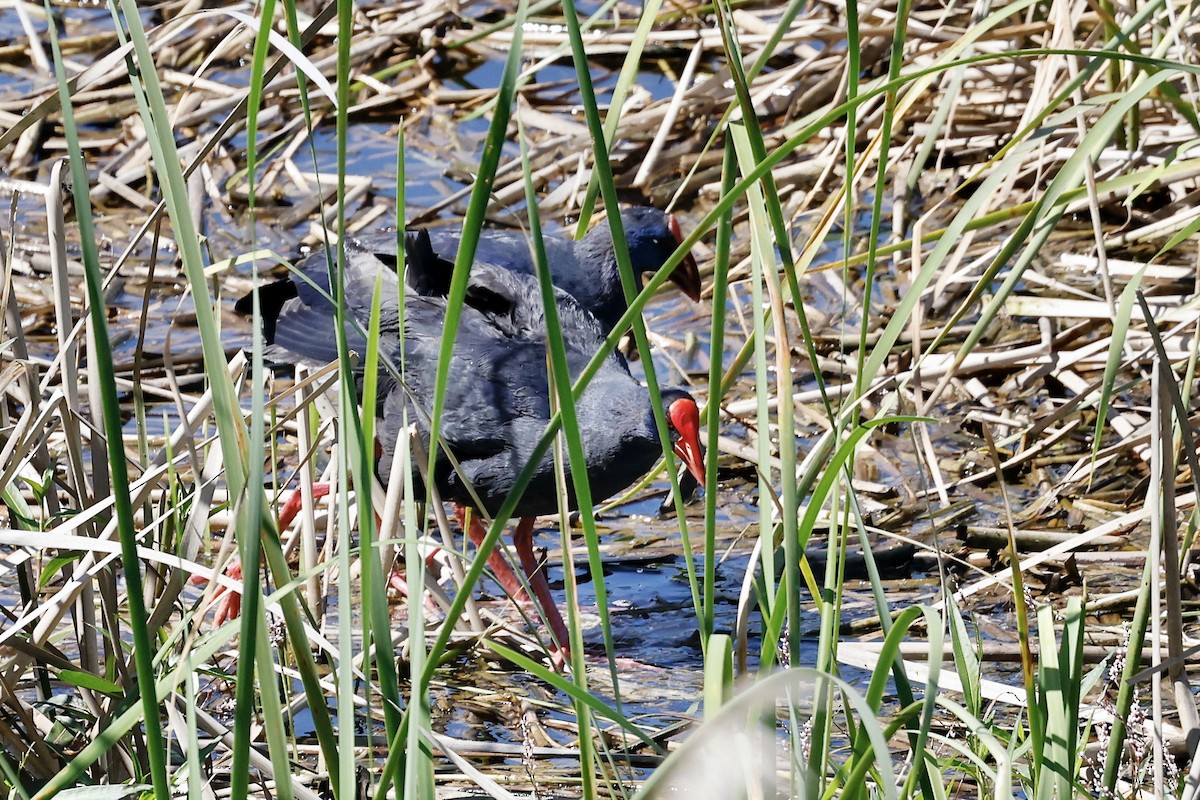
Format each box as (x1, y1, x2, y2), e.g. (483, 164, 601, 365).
(193, 483, 332, 624)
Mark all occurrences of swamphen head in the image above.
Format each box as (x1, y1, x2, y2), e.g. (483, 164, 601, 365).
(659, 387, 706, 485)
(591, 207, 702, 303)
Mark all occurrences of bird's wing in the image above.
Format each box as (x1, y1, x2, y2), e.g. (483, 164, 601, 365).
(399, 302, 551, 455)
(243, 231, 440, 348)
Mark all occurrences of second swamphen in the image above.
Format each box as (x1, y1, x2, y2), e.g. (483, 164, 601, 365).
(241, 229, 706, 660)
(354, 205, 701, 333)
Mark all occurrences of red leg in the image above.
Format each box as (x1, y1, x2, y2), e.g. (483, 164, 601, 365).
(387, 547, 445, 595)
(278, 482, 331, 529)
(512, 518, 571, 666)
(457, 506, 531, 602)
(281, 484, 435, 616)
(198, 483, 333, 624)
(209, 559, 242, 626)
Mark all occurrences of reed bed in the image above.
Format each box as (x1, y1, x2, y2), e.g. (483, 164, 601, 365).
(3, 0, 1200, 797)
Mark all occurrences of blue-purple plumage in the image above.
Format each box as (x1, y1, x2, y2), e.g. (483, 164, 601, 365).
(353, 206, 701, 333)
(241, 229, 699, 518)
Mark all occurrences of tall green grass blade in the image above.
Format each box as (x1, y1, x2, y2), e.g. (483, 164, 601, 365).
(859, 0, 912, 398)
(557, 0, 703, 641)
(945, 591, 982, 723)
(383, 4, 530, 792)
(417, 0, 529, 610)
(842, 0, 861, 378)
(713, 7, 838, 644)
(336, 425, 356, 800)
(984, 422, 1043, 786)
(1034, 600, 1083, 800)
(328, 4, 367, 798)
(1102, 504, 1156, 786)
(182, 653, 202, 800)
(726, 122, 779, 671)
(232, 0, 277, 794)
(517, 115, 602, 794)
(104, 0, 346, 787)
(720, 6, 803, 671)
(424, 0, 527, 467)
(577, 0, 664, 222)
(289, 40, 399, 799)
(518, 132, 599, 650)
(863, 608, 928, 711)
(702, 146, 736, 645)
(251, 606, 296, 800)
(702, 633, 733, 717)
(898, 611, 941, 799)
(358, 268, 401, 767)
(392, 124, 435, 800)
(301, 8, 402, 794)
(43, 5, 168, 797)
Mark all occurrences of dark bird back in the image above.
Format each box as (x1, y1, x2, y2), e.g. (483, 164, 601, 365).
(240, 231, 703, 518)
